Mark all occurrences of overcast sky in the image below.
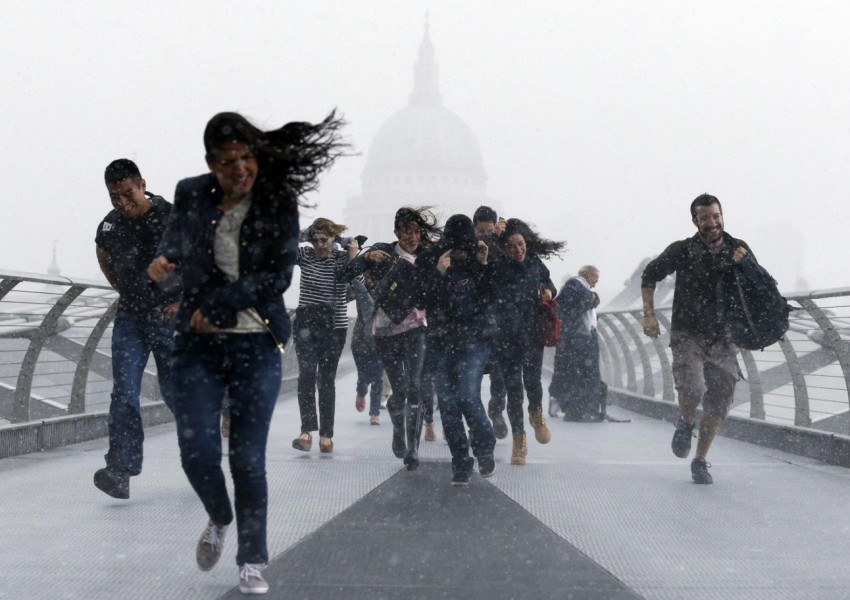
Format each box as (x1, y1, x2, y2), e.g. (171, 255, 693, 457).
(2, 0, 849, 303)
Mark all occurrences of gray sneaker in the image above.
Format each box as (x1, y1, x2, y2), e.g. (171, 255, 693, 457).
(196, 520, 228, 571)
(691, 457, 714, 484)
(671, 417, 696, 458)
(239, 563, 269, 595)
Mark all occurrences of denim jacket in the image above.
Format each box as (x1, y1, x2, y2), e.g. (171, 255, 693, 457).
(156, 173, 299, 346)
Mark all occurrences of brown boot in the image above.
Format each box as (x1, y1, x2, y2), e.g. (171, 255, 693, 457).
(529, 408, 551, 444)
(424, 422, 436, 442)
(511, 433, 527, 465)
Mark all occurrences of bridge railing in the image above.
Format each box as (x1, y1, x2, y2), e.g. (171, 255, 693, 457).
(0, 270, 304, 457)
(598, 287, 850, 440)
(0, 271, 122, 425)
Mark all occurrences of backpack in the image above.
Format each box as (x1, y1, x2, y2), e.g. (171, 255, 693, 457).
(725, 259, 792, 350)
(539, 298, 563, 347)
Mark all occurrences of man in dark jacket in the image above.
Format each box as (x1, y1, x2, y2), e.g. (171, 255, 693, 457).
(641, 193, 752, 484)
(472, 206, 509, 438)
(93, 159, 179, 499)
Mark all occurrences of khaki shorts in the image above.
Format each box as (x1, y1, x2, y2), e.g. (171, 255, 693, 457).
(670, 330, 740, 418)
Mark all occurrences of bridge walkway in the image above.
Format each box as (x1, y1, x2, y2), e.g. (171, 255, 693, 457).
(2, 369, 849, 599)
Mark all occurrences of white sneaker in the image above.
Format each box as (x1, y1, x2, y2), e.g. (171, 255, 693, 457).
(239, 563, 269, 595)
(196, 520, 228, 571)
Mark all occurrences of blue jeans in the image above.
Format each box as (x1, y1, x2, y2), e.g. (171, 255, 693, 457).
(106, 309, 175, 475)
(171, 333, 281, 566)
(351, 320, 384, 417)
(428, 340, 495, 476)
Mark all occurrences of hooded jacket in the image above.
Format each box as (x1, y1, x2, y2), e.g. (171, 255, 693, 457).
(416, 215, 493, 346)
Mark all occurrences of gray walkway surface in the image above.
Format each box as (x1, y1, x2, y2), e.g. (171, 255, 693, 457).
(2, 369, 850, 599)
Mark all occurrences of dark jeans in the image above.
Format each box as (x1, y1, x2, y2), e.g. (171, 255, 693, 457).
(485, 357, 507, 417)
(420, 367, 436, 425)
(106, 309, 175, 475)
(171, 333, 281, 567)
(494, 333, 544, 435)
(351, 320, 384, 417)
(375, 328, 426, 416)
(294, 326, 347, 437)
(550, 331, 603, 418)
(429, 340, 495, 476)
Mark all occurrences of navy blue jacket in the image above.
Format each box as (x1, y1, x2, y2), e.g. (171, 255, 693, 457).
(156, 173, 299, 346)
(415, 247, 493, 346)
(489, 254, 557, 340)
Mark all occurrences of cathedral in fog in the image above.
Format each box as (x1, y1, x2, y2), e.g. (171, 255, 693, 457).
(343, 21, 501, 241)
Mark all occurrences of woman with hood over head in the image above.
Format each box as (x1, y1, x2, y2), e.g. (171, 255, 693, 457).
(416, 214, 497, 485)
(491, 218, 564, 466)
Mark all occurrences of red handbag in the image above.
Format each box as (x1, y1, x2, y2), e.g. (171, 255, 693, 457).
(539, 298, 562, 347)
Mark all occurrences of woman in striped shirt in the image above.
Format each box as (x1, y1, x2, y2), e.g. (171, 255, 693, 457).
(292, 218, 357, 454)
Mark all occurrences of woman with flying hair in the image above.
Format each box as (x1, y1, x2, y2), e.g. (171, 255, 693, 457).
(291, 217, 359, 454)
(491, 218, 565, 466)
(148, 110, 345, 595)
(341, 206, 440, 470)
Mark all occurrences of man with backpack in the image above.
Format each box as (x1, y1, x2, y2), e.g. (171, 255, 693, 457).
(641, 194, 755, 485)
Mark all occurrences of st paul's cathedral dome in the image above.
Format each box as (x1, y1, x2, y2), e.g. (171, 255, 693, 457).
(343, 21, 501, 242)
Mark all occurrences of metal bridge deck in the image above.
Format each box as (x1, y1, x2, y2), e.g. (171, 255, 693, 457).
(2, 369, 849, 599)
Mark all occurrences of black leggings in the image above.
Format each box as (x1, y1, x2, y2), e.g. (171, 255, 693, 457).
(375, 328, 426, 416)
(494, 334, 544, 435)
(294, 326, 347, 438)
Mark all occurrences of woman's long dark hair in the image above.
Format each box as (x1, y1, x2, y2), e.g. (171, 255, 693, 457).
(393, 206, 442, 247)
(203, 110, 348, 206)
(499, 218, 566, 260)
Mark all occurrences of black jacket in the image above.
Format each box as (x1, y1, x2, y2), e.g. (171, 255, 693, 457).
(95, 194, 181, 316)
(416, 247, 493, 346)
(341, 241, 424, 326)
(156, 173, 299, 345)
(556, 277, 599, 338)
(489, 254, 557, 340)
(641, 231, 754, 339)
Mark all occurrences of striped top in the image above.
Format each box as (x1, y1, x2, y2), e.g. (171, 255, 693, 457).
(296, 245, 350, 329)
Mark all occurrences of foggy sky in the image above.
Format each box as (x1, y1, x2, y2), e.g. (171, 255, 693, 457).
(2, 0, 849, 303)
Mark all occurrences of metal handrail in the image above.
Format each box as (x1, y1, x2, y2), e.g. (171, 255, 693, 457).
(0, 270, 312, 433)
(598, 288, 850, 434)
(1, 272, 119, 425)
